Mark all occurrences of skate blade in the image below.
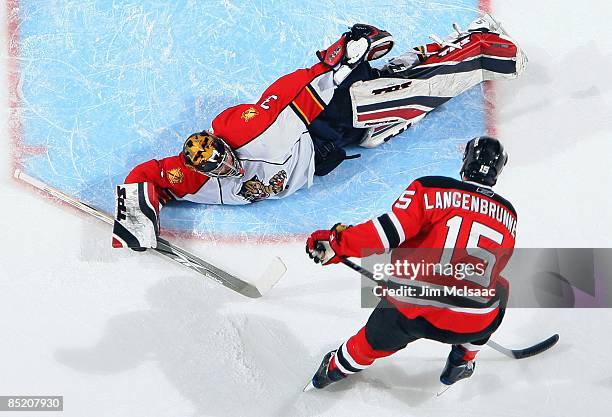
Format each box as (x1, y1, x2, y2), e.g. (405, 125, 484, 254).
(436, 382, 452, 397)
(302, 380, 316, 392)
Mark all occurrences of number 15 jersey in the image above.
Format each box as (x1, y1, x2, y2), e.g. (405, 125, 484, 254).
(334, 176, 517, 333)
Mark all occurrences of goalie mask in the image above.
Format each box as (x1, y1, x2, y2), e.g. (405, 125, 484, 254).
(182, 131, 244, 178)
(460, 136, 508, 186)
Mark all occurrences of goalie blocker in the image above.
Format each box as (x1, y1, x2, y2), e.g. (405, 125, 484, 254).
(112, 182, 161, 250)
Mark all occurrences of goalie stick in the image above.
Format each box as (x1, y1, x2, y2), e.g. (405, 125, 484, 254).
(13, 169, 286, 298)
(339, 258, 559, 359)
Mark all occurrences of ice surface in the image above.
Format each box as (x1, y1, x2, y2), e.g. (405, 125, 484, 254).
(3, 1, 612, 417)
(13, 0, 485, 240)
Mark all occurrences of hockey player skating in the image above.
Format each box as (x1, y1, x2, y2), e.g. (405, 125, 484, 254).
(304, 136, 516, 390)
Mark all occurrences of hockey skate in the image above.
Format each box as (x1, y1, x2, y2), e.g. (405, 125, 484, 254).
(440, 357, 476, 386)
(440, 344, 478, 386)
(436, 346, 477, 396)
(303, 350, 347, 391)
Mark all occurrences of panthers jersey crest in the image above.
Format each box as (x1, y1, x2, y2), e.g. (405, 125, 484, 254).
(241, 106, 259, 122)
(166, 167, 184, 184)
(237, 170, 287, 202)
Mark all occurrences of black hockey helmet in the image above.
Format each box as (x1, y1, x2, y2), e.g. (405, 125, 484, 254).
(460, 136, 508, 186)
(182, 131, 243, 178)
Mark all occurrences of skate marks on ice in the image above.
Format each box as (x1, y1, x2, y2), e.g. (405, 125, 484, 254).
(53, 277, 319, 417)
(49, 275, 483, 416)
(299, 350, 511, 412)
(13, 0, 486, 239)
(51, 273, 445, 417)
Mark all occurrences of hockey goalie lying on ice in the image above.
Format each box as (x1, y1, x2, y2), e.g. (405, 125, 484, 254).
(112, 14, 527, 250)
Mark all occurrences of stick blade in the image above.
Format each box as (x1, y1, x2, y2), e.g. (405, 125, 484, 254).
(487, 334, 560, 359)
(510, 334, 559, 359)
(14, 168, 287, 299)
(253, 256, 287, 296)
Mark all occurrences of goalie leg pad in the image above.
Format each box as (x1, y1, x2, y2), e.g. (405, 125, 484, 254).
(359, 121, 412, 148)
(350, 19, 527, 130)
(112, 182, 160, 250)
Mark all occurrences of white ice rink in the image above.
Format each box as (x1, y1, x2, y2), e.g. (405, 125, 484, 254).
(1, 1, 612, 416)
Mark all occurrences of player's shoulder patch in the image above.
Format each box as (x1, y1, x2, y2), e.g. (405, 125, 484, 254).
(166, 167, 184, 184)
(211, 104, 271, 149)
(241, 106, 259, 122)
(158, 154, 210, 198)
(468, 185, 517, 217)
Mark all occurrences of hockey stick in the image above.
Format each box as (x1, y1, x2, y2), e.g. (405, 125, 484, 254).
(485, 335, 559, 359)
(14, 169, 286, 298)
(340, 258, 559, 359)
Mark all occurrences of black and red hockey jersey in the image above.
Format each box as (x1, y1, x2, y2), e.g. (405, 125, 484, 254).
(334, 176, 517, 333)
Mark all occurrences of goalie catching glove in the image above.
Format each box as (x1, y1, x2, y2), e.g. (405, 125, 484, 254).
(317, 23, 394, 68)
(306, 223, 351, 265)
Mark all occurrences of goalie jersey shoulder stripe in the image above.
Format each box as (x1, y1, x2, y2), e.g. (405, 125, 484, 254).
(211, 63, 332, 150)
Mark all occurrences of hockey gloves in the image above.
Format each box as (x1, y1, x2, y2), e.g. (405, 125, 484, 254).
(317, 24, 394, 68)
(306, 223, 351, 265)
(349, 24, 394, 62)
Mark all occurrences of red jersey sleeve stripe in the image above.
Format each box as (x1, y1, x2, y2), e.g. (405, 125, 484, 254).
(291, 84, 327, 125)
(387, 211, 406, 246)
(372, 217, 391, 249)
(304, 85, 326, 110)
(289, 101, 310, 125)
(375, 212, 406, 249)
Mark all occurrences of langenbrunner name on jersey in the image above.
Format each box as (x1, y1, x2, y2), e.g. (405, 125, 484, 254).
(423, 191, 516, 237)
